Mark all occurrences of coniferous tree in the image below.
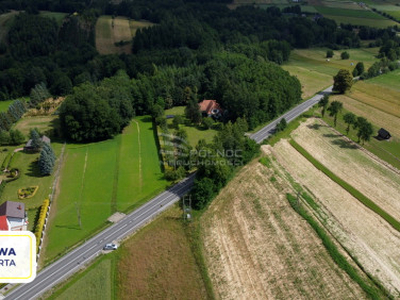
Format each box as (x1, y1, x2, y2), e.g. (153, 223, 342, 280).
(185, 89, 201, 124)
(30, 83, 51, 108)
(39, 150, 53, 176)
(30, 129, 42, 152)
(9, 129, 25, 145)
(42, 143, 56, 165)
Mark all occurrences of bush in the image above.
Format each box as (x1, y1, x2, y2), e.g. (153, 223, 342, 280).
(326, 50, 334, 58)
(341, 51, 350, 59)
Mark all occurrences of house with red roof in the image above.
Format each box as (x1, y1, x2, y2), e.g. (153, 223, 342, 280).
(198, 100, 223, 119)
(0, 201, 28, 231)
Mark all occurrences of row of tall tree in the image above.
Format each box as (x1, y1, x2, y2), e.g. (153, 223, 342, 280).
(319, 96, 374, 144)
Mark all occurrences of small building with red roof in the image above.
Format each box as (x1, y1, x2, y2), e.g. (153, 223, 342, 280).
(198, 100, 223, 119)
(0, 215, 9, 231)
(0, 201, 28, 231)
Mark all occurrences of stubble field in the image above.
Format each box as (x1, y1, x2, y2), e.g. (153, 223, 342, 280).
(201, 156, 365, 299)
(270, 118, 400, 295)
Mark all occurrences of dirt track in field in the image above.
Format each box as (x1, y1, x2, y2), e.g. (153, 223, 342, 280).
(201, 159, 365, 299)
(293, 118, 400, 223)
(270, 120, 400, 295)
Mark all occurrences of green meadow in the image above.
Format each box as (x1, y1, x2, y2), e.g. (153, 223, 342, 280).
(44, 116, 168, 262)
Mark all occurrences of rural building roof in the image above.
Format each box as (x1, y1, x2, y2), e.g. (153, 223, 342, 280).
(0, 216, 8, 231)
(378, 128, 391, 138)
(198, 100, 223, 115)
(0, 201, 25, 219)
(25, 135, 51, 148)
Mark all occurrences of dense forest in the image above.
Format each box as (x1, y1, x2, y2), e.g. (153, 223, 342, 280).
(0, 0, 399, 142)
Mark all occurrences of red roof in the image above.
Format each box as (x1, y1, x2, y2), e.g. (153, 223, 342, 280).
(0, 216, 8, 231)
(198, 100, 223, 115)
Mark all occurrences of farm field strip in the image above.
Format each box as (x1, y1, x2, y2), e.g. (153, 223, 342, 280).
(271, 140, 400, 294)
(201, 158, 365, 299)
(292, 118, 400, 222)
(269, 121, 400, 294)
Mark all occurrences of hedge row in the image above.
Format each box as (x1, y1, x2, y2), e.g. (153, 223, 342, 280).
(35, 199, 50, 252)
(286, 193, 384, 299)
(289, 139, 400, 233)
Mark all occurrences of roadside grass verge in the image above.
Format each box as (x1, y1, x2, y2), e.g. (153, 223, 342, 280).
(289, 139, 400, 233)
(286, 193, 387, 299)
(46, 255, 115, 300)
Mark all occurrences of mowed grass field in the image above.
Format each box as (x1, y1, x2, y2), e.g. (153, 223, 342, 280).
(43, 116, 168, 262)
(95, 16, 154, 55)
(282, 48, 379, 98)
(46, 207, 208, 300)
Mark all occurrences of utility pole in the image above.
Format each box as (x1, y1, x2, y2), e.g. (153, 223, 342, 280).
(182, 195, 192, 221)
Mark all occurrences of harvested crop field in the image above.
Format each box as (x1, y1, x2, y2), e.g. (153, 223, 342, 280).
(292, 118, 400, 222)
(270, 119, 400, 295)
(201, 158, 365, 299)
(96, 16, 132, 54)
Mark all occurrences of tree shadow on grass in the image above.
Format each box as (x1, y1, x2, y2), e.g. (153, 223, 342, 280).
(307, 123, 323, 130)
(331, 139, 359, 149)
(323, 133, 343, 138)
(55, 224, 82, 230)
(141, 116, 152, 123)
(25, 160, 43, 178)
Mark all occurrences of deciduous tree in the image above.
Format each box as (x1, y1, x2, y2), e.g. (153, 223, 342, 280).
(327, 101, 343, 127)
(333, 69, 353, 94)
(343, 112, 357, 135)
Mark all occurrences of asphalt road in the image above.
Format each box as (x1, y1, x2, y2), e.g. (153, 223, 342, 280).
(250, 86, 333, 144)
(5, 86, 332, 300)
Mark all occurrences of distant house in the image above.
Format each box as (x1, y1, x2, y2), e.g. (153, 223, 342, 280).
(378, 128, 391, 140)
(24, 135, 51, 152)
(0, 201, 28, 231)
(198, 100, 223, 119)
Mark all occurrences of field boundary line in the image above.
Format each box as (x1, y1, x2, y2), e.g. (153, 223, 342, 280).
(133, 120, 142, 193)
(289, 139, 400, 233)
(111, 136, 121, 213)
